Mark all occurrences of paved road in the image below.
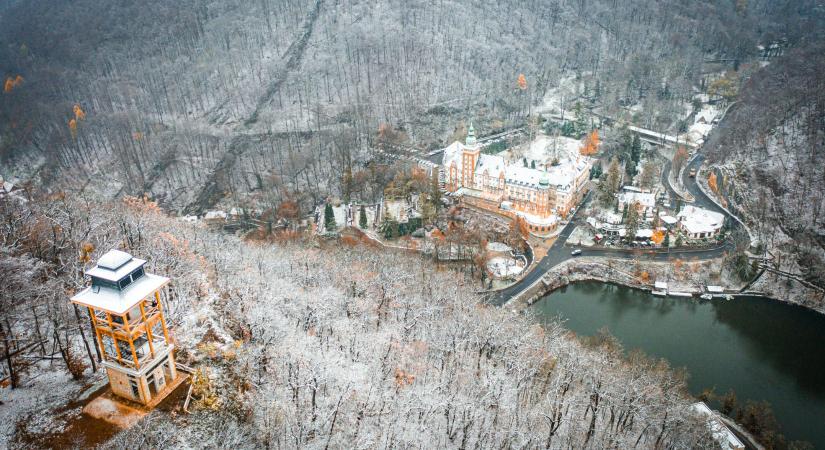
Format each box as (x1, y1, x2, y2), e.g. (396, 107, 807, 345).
(488, 157, 737, 306)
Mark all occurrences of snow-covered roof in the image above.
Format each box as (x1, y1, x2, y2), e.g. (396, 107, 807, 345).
(204, 210, 227, 220)
(543, 163, 577, 192)
(72, 273, 169, 315)
(654, 281, 668, 290)
(636, 229, 654, 238)
(86, 250, 146, 282)
(706, 285, 725, 293)
(678, 205, 725, 235)
(77, 250, 172, 315)
(659, 214, 678, 225)
(619, 191, 656, 208)
(600, 212, 623, 225)
(442, 141, 465, 168)
(505, 165, 546, 189)
(475, 154, 505, 176)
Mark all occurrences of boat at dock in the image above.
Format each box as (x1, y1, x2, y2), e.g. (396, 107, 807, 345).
(668, 291, 694, 298)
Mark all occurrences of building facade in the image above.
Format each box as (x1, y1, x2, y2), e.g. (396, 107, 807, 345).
(442, 124, 591, 232)
(677, 205, 725, 239)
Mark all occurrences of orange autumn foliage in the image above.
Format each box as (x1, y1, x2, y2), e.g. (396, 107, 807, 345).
(3, 75, 23, 93)
(394, 368, 415, 387)
(68, 118, 77, 136)
(651, 229, 665, 245)
(580, 129, 600, 155)
(639, 271, 650, 283)
(517, 73, 527, 90)
(708, 172, 718, 193)
(79, 242, 95, 263)
(73, 104, 86, 121)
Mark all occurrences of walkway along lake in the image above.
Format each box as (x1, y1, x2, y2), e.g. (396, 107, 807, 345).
(531, 282, 825, 448)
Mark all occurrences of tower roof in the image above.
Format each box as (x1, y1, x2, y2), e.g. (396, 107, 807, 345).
(86, 249, 146, 282)
(71, 249, 169, 315)
(466, 121, 477, 146)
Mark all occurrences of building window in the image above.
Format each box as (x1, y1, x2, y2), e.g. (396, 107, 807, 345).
(92, 277, 119, 290)
(129, 378, 140, 399)
(118, 276, 132, 290)
(131, 266, 145, 282)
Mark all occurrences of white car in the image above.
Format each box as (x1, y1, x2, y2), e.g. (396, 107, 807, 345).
(571, 249, 582, 256)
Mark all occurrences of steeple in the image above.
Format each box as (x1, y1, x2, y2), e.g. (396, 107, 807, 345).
(465, 121, 477, 147)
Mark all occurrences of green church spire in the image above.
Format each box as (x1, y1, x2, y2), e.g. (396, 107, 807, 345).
(466, 121, 477, 146)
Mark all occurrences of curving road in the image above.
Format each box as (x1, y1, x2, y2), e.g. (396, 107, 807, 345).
(488, 156, 738, 306)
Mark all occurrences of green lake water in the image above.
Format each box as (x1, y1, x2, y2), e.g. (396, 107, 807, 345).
(532, 282, 825, 448)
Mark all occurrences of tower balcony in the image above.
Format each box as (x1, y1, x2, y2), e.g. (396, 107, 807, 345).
(92, 301, 164, 341)
(103, 337, 173, 372)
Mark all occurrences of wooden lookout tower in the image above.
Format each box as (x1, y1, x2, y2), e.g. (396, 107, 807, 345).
(71, 249, 180, 408)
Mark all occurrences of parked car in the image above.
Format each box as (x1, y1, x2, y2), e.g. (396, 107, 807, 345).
(571, 249, 582, 256)
(689, 168, 697, 177)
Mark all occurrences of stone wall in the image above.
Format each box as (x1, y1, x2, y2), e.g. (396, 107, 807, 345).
(505, 258, 651, 312)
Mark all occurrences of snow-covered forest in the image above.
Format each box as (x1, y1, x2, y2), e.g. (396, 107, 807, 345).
(2, 0, 825, 447)
(1, 0, 820, 215)
(705, 43, 825, 309)
(1, 193, 716, 448)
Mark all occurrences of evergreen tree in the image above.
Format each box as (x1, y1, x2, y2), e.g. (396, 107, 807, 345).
(589, 163, 603, 180)
(664, 232, 671, 247)
(624, 202, 641, 244)
(358, 205, 367, 229)
(324, 203, 336, 232)
(599, 157, 622, 207)
(380, 216, 400, 239)
(561, 121, 576, 137)
(631, 134, 642, 164)
(530, 160, 536, 169)
(523, 158, 528, 167)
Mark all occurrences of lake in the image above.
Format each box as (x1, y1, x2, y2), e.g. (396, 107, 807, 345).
(532, 282, 825, 448)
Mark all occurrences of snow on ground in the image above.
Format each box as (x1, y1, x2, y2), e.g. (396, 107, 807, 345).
(535, 74, 584, 115)
(487, 242, 512, 253)
(568, 225, 596, 247)
(353, 205, 378, 229)
(0, 366, 93, 447)
(502, 134, 582, 164)
(487, 257, 525, 278)
(315, 203, 350, 231)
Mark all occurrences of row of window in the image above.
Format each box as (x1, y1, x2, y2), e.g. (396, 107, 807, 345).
(92, 266, 145, 291)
